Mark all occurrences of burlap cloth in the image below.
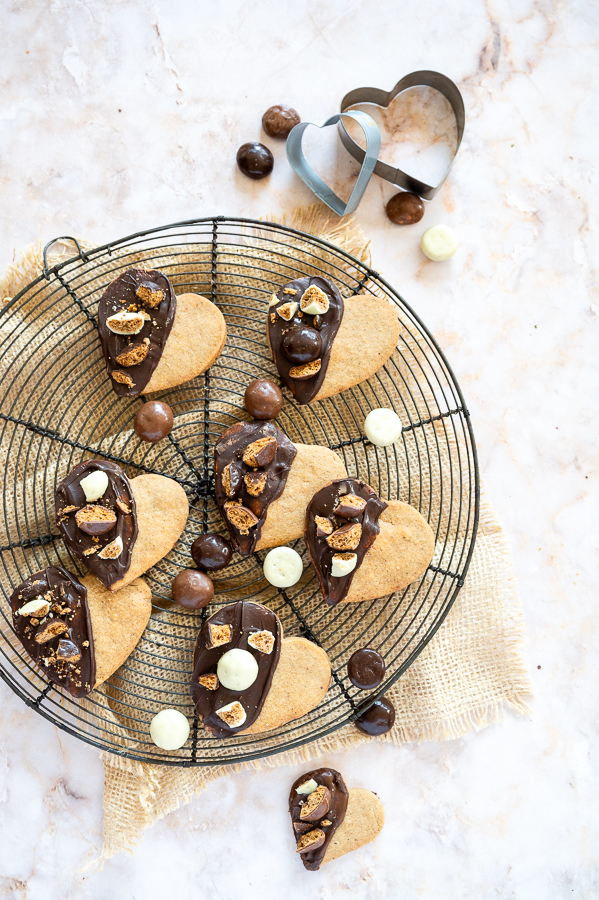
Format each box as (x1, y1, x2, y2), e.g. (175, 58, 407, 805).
(0, 209, 532, 863)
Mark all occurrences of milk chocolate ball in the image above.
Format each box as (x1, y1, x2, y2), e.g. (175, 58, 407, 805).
(172, 570, 214, 610)
(236, 142, 274, 180)
(385, 192, 425, 226)
(281, 325, 322, 364)
(262, 105, 301, 139)
(191, 534, 233, 573)
(134, 401, 174, 442)
(244, 378, 283, 420)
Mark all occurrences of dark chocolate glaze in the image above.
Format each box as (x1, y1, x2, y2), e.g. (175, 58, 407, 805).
(55, 460, 137, 589)
(305, 478, 387, 605)
(98, 268, 176, 397)
(355, 696, 396, 735)
(190, 601, 281, 736)
(214, 421, 297, 556)
(348, 648, 386, 690)
(267, 275, 344, 404)
(10, 566, 95, 697)
(289, 768, 349, 871)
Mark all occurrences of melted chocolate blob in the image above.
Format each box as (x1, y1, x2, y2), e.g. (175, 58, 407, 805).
(190, 601, 281, 736)
(305, 478, 387, 605)
(55, 460, 137, 589)
(244, 378, 283, 420)
(355, 696, 396, 735)
(11, 566, 95, 697)
(214, 421, 297, 556)
(385, 191, 425, 226)
(172, 570, 214, 610)
(236, 142, 274, 179)
(267, 276, 344, 404)
(134, 400, 174, 442)
(281, 325, 322, 364)
(98, 268, 176, 397)
(262, 104, 301, 138)
(191, 533, 233, 572)
(348, 648, 386, 690)
(289, 768, 349, 870)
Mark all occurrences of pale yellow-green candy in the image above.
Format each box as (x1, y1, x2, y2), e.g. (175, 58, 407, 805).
(421, 224, 458, 261)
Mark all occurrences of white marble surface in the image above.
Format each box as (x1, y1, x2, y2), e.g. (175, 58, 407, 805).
(1, 0, 598, 897)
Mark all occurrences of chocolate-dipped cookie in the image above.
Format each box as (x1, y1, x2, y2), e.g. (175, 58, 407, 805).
(267, 275, 400, 404)
(290, 768, 384, 869)
(191, 601, 331, 737)
(305, 479, 435, 604)
(214, 422, 347, 556)
(11, 566, 151, 696)
(98, 268, 226, 397)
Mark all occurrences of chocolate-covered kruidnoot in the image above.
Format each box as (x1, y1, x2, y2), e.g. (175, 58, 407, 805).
(11, 566, 95, 697)
(347, 647, 386, 690)
(190, 601, 281, 736)
(55, 460, 137, 589)
(305, 478, 387, 605)
(214, 420, 297, 556)
(355, 695, 396, 735)
(98, 267, 176, 397)
(267, 275, 344, 404)
(289, 768, 349, 870)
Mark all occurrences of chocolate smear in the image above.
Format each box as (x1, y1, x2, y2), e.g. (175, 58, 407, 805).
(305, 478, 387, 605)
(190, 601, 281, 736)
(11, 565, 95, 697)
(214, 421, 296, 556)
(267, 275, 343, 404)
(289, 768, 349, 870)
(55, 460, 137, 589)
(98, 267, 176, 397)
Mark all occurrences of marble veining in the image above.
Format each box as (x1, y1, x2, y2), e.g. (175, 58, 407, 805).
(1, 0, 598, 897)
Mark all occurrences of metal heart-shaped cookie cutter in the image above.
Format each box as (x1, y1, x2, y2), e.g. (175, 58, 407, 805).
(339, 71, 465, 201)
(286, 110, 381, 216)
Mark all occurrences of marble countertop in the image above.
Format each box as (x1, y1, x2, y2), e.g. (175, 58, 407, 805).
(1, 0, 598, 897)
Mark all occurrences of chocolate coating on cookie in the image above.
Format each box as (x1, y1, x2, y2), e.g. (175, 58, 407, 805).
(190, 601, 281, 736)
(214, 421, 297, 556)
(355, 696, 396, 735)
(244, 379, 283, 420)
(55, 460, 137, 589)
(262, 104, 300, 138)
(268, 276, 344, 404)
(10, 566, 95, 697)
(191, 533, 233, 572)
(134, 400, 174, 442)
(347, 648, 386, 690)
(289, 768, 349, 870)
(305, 478, 387, 605)
(172, 570, 214, 610)
(98, 268, 176, 397)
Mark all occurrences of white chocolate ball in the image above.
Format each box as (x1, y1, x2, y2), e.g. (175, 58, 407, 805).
(217, 648, 259, 691)
(364, 408, 403, 447)
(263, 546, 303, 588)
(420, 224, 458, 261)
(79, 470, 108, 502)
(331, 553, 357, 578)
(150, 709, 190, 750)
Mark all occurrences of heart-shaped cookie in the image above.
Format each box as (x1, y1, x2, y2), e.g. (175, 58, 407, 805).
(214, 420, 347, 556)
(267, 276, 399, 404)
(10, 566, 151, 696)
(290, 768, 384, 869)
(306, 478, 434, 605)
(56, 460, 189, 592)
(339, 70, 465, 200)
(98, 268, 226, 397)
(286, 110, 381, 216)
(190, 601, 331, 737)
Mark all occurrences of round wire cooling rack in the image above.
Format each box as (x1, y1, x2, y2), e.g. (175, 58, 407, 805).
(0, 216, 479, 766)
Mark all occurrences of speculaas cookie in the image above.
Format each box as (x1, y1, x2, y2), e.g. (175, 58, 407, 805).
(190, 601, 331, 737)
(98, 268, 226, 397)
(214, 421, 347, 557)
(305, 478, 434, 605)
(10, 566, 151, 696)
(267, 275, 399, 404)
(55, 460, 188, 592)
(290, 768, 384, 869)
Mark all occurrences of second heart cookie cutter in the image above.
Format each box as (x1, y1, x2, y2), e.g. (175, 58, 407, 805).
(339, 70, 465, 201)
